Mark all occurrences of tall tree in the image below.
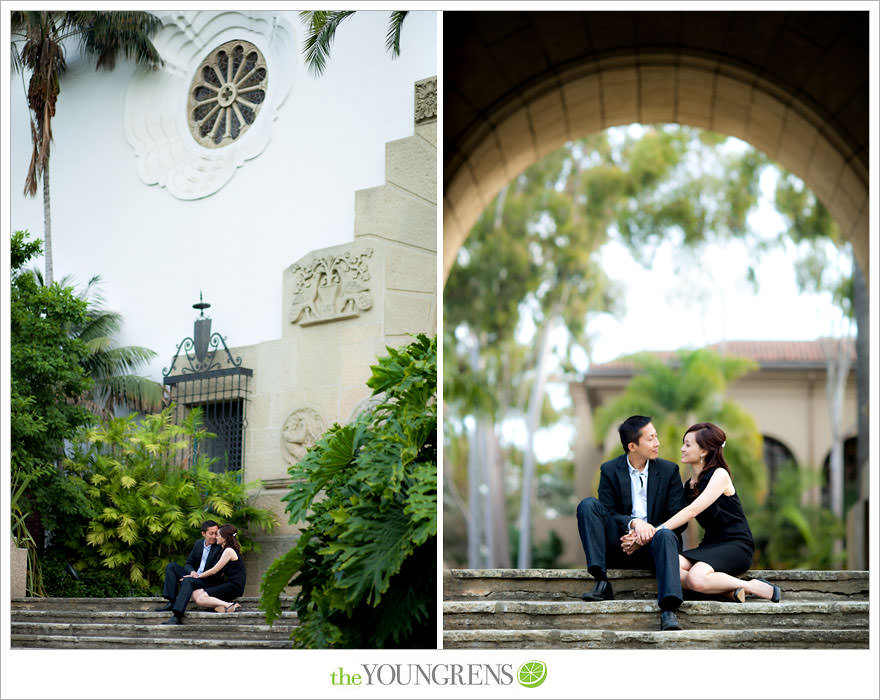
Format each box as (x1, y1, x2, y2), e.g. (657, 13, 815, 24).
(446, 134, 623, 567)
(11, 11, 162, 284)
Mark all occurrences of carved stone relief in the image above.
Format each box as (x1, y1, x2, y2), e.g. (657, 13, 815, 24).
(414, 77, 437, 123)
(281, 407, 326, 464)
(347, 393, 386, 423)
(289, 248, 374, 326)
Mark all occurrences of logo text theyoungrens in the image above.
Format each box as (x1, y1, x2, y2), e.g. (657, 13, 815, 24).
(330, 664, 516, 686)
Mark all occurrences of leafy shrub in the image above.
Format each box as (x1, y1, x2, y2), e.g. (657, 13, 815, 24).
(260, 334, 437, 648)
(40, 550, 145, 598)
(64, 406, 279, 591)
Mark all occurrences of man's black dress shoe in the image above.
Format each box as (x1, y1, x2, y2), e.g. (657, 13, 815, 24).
(154, 601, 173, 611)
(581, 579, 613, 601)
(754, 578, 782, 602)
(660, 610, 681, 631)
(161, 615, 182, 625)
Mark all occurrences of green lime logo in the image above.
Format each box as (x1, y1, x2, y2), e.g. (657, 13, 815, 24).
(517, 660, 547, 688)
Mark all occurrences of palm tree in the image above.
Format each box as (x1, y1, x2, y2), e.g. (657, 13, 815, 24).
(299, 10, 408, 76)
(11, 11, 163, 285)
(71, 275, 165, 418)
(30, 270, 165, 418)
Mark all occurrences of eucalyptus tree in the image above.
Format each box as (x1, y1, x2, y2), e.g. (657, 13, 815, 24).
(446, 133, 625, 568)
(11, 10, 163, 284)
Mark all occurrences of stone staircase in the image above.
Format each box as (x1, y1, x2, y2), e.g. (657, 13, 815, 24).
(443, 569, 869, 649)
(10, 596, 299, 649)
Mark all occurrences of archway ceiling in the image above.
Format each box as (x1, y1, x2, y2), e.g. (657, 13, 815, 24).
(443, 11, 869, 280)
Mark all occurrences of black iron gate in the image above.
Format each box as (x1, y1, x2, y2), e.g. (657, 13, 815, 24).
(163, 299, 252, 473)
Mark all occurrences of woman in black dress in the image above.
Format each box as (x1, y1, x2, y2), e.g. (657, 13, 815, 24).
(653, 422, 781, 603)
(185, 523, 246, 613)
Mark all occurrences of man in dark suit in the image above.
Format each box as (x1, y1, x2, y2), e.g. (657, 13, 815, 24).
(576, 415, 686, 631)
(155, 520, 223, 624)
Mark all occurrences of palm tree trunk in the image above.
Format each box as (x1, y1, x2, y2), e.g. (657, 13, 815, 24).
(42, 156, 53, 285)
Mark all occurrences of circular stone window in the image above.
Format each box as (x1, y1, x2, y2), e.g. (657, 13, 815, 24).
(187, 40, 268, 148)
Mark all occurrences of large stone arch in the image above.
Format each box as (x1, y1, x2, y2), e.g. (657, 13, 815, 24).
(443, 11, 868, 282)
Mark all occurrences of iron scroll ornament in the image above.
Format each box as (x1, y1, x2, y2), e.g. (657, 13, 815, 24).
(162, 318, 244, 376)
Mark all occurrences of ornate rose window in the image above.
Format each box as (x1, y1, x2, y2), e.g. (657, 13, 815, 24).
(188, 40, 268, 148)
(124, 11, 296, 200)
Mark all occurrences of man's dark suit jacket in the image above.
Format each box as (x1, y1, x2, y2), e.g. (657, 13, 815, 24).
(183, 539, 223, 586)
(597, 454, 687, 543)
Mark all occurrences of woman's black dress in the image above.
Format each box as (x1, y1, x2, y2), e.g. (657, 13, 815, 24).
(203, 550, 246, 601)
(681, 467, 755, 576)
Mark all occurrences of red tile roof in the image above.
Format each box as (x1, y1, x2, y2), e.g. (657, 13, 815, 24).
(588, 339, 856, 372)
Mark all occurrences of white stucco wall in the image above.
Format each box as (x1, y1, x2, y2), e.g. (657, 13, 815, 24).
(6, 10, 437, 381)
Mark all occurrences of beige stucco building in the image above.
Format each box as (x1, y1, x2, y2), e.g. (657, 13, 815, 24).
(163, 77, 437, 593)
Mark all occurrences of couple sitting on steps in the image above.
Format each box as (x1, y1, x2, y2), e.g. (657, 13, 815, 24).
(155, 521, 246, 625)
(576, 415, 782, 632)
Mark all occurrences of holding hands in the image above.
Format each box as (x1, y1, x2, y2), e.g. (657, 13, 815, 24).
(621, 519, 656, 555)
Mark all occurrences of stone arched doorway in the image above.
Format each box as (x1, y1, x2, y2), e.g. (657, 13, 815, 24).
(443, 11, 868, 282)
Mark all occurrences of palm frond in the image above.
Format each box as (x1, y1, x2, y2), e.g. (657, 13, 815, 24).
(299, 10, 355, 77)
(384, 11, 408, 58)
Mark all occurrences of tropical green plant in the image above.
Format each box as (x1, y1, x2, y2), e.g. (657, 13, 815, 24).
(10, 231, 94, 477)
(11, 230, 95, 595)
(40, 550, 137, 598)
(26, 269, 165, 418)
(299, 10, 408, 76)
(11, 10, 162, 284)
(749, 463, 846, 569)
(63, 406, 278, 590)
(69, 274, 164, 417)
(260, 334, 437, 648)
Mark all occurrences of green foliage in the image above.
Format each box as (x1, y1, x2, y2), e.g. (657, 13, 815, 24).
(11, 231, 94, 478)
(260, 334, 437, 648)
(749, 464, 846, 569)
(40, 550, 140, 598)
(510, 527, 565, 569)
(299, 10, 408, 77)
(63, 406, 278, 590)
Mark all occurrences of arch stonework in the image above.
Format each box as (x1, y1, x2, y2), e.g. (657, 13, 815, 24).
(443, 12, 868, 282)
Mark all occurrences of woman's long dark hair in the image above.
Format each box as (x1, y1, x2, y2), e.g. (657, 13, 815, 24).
(218, 523, 241, 556)
(684, 422, 731, 495)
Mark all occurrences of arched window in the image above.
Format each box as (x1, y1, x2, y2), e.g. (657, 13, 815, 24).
(762, 435, 797, 493)
(822, 437, 859, 513)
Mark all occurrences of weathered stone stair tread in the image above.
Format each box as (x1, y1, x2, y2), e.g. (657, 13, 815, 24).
(442, 569, 868, 649)
(443, 599, 868, 630)
(13, 621, 296, 639)
(443, 628, 868, 649)
(11, 596, 291, 609)
(444, 569, 868, 601)
(12, 609, 297, 622)
(10, 633, 292, 649)
(10, 596, 300, 649)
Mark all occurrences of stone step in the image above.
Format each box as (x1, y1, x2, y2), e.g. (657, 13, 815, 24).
(10, 633, 292, 650)
(444, 569, 868, 602)
(11, 609, 298, 626)
(443, 599, 868, 631)
(9, 596, 300, 650)
(443, 627, 869, 649)
(12, 620, 296, 641)
(10, 596, 294, 611)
